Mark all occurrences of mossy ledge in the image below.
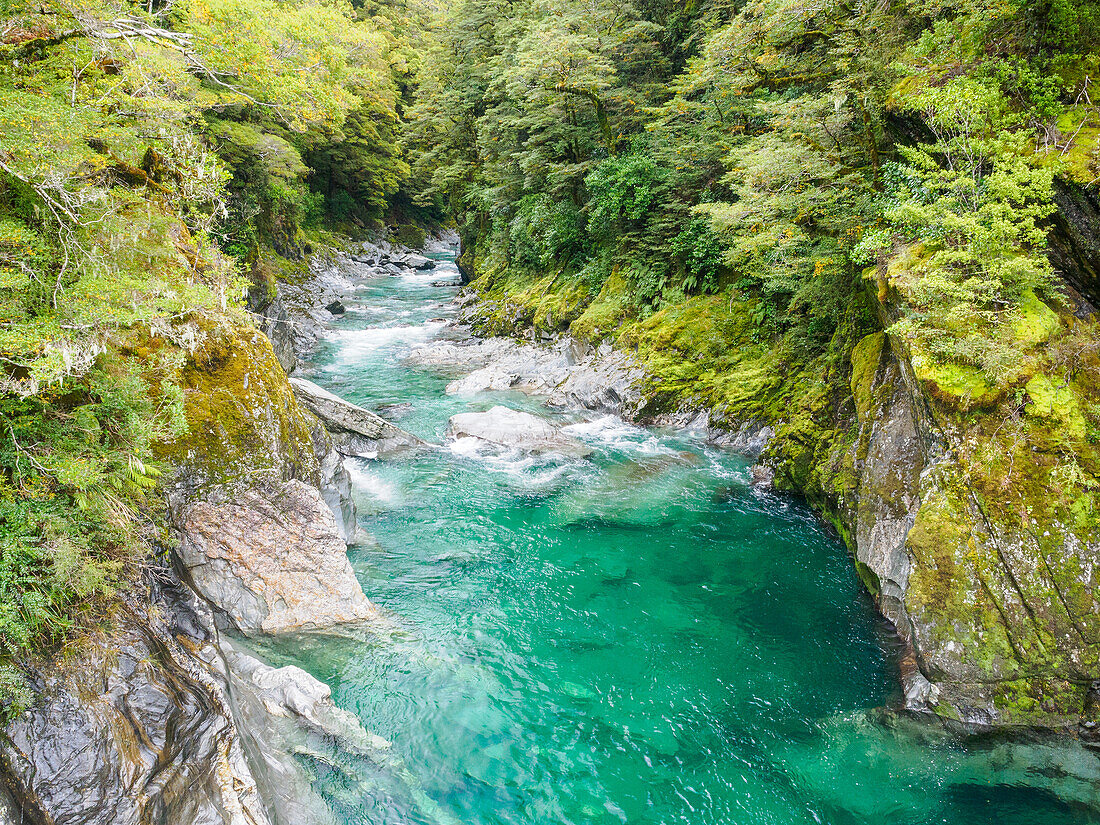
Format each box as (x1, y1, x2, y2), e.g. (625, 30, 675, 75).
(156, 323, 322, 497)
(459, 255, 1100, 730)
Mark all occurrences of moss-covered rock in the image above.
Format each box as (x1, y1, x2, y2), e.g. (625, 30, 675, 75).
(157, 325, 320, 495)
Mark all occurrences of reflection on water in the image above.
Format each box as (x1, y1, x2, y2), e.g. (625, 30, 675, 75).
(257, 248, 1100, 825)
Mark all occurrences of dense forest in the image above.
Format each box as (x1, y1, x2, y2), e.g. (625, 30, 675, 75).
(0, 0, 1099, 719)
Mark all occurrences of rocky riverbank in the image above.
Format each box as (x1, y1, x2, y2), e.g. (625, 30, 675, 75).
(0, 237, 442, 825)
(249, 228, 1100, 734)
(447, 263, 1100, 733)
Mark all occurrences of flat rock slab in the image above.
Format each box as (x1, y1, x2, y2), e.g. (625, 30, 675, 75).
(447, 406, 593, 458)
(178, 480, 379, 635)
(290, 376, 424, 455)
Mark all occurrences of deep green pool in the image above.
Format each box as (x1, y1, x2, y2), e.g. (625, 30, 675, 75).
(259, 249, 1100, 825)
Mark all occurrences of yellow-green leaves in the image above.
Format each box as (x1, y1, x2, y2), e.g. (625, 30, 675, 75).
(184, 0, 391, 130)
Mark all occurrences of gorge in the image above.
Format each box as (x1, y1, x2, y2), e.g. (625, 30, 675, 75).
(1, 0, 1099, 822)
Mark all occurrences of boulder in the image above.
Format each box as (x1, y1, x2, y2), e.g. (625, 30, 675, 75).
(405, 253, 436, 271)
(447, 406, 593, 458)
(177, 480, 378, 635)
(289, 376, 424, 456)
(325, 300, 345, 315)
(408, 336, 644, 417)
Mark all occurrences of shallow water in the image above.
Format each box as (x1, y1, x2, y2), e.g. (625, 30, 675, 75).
(262, 248, 1100, 825)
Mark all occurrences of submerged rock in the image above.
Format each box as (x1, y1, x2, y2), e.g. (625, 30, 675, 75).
(289, 376, 424, 456)
(447, 406, 593, 458)
(177, 480, 379, 635)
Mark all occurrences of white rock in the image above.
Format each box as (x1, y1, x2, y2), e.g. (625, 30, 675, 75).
(447, 406, 593, 458)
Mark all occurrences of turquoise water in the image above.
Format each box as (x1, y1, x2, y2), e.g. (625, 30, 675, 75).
(259, 250, 1100, 825)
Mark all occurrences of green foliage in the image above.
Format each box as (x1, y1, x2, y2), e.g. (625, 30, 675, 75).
(394, 223, 426, 249)
(0, 664, 32, 721)
(585, 155, 664, 241)
(0, 0, 429, 693)
(0, 358, 186, 658)
(409, 0, 1098, 351)
(508, 194, 586, 271)
(670, 217, 722, 294)
(882, 77, 1058, 378)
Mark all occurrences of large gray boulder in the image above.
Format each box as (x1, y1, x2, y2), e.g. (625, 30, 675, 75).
(404, 253, 436, 271)
(177, 480, 378, 635)
(289, 376, 424, 456)
(447, 406, 593, 458)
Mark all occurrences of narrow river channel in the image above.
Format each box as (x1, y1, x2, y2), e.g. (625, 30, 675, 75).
(251, 246, 1100, 825)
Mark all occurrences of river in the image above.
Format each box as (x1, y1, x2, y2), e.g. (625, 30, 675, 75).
(250, 245, 1100, 825)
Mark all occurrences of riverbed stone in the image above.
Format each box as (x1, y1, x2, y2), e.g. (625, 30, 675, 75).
(447, 406, 593, 457)
(290, 376, 425, 456)
(408, 335, 644, 417)
(177, 480, 379, 635)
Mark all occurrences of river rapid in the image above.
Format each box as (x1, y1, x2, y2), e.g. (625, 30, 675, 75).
(248, 245, 1100, 825)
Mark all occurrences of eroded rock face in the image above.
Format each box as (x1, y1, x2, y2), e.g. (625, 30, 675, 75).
(1050, 178, 1100, 314)
(0, 568, 391, 825)
(254, 291, 298, 374)
(447, 406, 593, 457)
(217, 640, 395, 825)
(845, 332, 938, 709)
(837, 330, 1100, 726)
(0, 581, 271, 825)
(177, 480, 378, 635)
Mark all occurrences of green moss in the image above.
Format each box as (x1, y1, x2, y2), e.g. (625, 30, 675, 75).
(853, 560, 882, 598)
(850, 332, 885, 423)
(467, 268, 593, 336)
(990, 678, 1087, 726)
(905, 490, 972, 618)
(1025, 374, 1088, 442)
(910, 353, 1002, 412)
(571, 269, 633, 341)
(158, 325, 319, 490)
(616, 293, 796, 418)
(1052, 111, 1099, 185)
(1013, 289, 1062, 348)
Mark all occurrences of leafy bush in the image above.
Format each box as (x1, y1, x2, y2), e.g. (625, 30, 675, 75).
(585, 154, 665, 241)
(0, 359, 187, 659)
(670, 217, 723, 294)
(882, 77, 1057, 376)
(508, 194, 587, 271)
